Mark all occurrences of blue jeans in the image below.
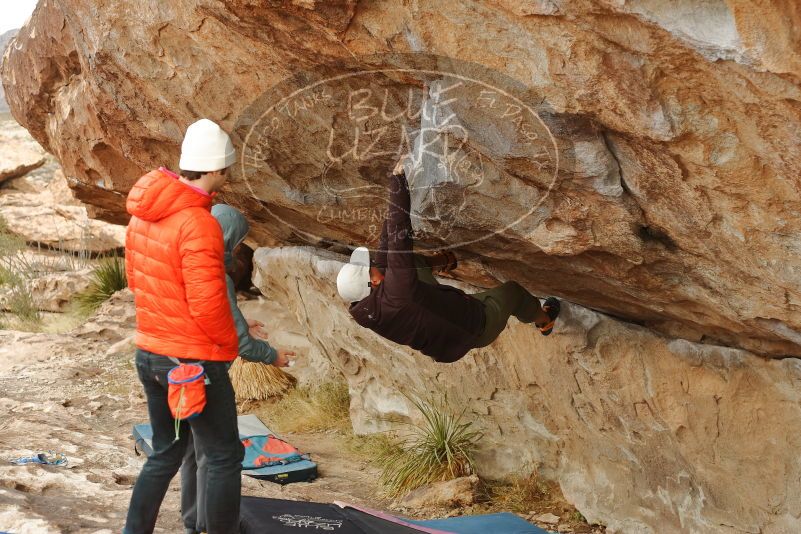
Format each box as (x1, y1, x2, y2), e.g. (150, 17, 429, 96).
(123, 349, 243, 534)
(182, 432, 207, 532)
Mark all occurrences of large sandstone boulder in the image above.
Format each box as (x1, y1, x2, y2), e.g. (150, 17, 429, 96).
(72, 289, 136, 342)
(253, 246, 801, 534)
(4, 1, 801, 358)
(237, 295, 328, 387)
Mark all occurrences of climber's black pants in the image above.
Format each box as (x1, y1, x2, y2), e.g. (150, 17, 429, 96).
(471, 282, 542, 347)
(415, 257, 542, 349)
(123, 349, 243, 534)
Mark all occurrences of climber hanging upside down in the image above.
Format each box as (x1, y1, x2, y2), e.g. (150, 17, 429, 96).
(336, 157, 561, 363)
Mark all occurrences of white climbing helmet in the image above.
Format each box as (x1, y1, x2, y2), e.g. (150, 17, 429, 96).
(179, 119, 236, 172)
(336, 247, 371, 303)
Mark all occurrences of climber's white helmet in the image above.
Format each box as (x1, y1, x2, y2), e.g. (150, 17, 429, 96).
(179, 119, 236, 172)
(337, 247, 371, 303)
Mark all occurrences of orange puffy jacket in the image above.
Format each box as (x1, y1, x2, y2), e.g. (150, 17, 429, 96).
(125, 169, 238, 361)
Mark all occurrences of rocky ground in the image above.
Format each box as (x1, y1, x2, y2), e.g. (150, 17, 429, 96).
(0, 291, 390, 533)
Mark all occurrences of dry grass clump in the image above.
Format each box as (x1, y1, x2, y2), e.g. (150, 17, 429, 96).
(265, 381, 351, 433)
(346, 431, 403, 462)
(479, 470, 554, 514)
(0, 264, 13, 286)
(249, 378, 400, 458)
(4, 283, 41, 328)
(476, 471, 597, 530)
(229, 358, 297, 401)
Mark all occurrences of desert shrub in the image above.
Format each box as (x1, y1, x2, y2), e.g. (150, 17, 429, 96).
(0, 206, 97, 331)
(5, 283, 41, 326)
(0, 220, 42, 329)
(377, 395, 482, 497)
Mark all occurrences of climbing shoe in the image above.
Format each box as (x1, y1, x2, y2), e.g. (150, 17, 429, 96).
(538, 297, 561, 336)
(429, 250, 458, 274)
(441, 250, 458, 273)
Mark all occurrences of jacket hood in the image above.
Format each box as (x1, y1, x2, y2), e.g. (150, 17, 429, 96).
(127, 169, 212, 222)
(211, 204, 249, 271)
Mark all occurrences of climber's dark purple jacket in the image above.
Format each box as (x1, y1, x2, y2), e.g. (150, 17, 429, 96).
(348, 172, 485, 363)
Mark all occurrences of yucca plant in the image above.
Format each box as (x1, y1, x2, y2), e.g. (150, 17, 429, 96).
(76, 255, 127, 314)
(377, 395, 482, 497)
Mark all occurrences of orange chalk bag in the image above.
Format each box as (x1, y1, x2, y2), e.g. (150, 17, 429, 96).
(167, 361, 207, 441)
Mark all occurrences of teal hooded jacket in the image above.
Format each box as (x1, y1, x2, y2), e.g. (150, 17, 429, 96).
(211, 204, 277, 364)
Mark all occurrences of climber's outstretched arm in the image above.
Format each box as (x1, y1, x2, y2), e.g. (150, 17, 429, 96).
(373, 220, 388, 271)
(382, 171, 417, 301)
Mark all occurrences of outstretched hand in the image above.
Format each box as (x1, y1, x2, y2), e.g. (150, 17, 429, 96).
(274, 349, 296, 368)
(247, 319, 268, 340)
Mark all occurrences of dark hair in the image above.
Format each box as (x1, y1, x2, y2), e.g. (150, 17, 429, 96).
(179, 169, 205, 180)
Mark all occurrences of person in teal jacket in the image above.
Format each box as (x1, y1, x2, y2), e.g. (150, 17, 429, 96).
(181, 204, 295, 534)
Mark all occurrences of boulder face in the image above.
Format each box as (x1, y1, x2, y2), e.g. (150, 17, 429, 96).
(253, 246, 801, 534)
(4, 1, 801, 357)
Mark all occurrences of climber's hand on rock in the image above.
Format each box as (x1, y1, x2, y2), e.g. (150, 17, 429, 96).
(392, 154, 410, 176)
(274, 349, 296, 368)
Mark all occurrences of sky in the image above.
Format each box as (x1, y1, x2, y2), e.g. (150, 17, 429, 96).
(0, 0, 38, 35)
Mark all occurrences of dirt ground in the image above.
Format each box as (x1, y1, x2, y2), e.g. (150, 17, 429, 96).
(0, 294, 400, 533)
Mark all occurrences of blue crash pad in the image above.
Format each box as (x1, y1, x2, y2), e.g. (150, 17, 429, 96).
(133, 415, 318, 482)
(411, 512, 549, 534)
